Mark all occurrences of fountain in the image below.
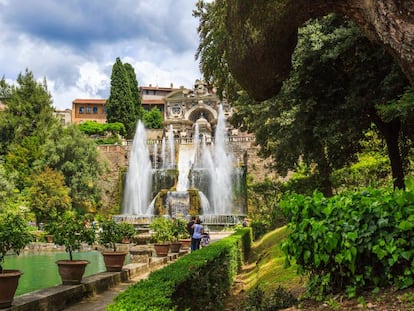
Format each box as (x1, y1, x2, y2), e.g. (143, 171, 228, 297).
(201, 105, 233, 215)
(116, 105, 247, 226)
(168, 124, 175, 168)
(121, 121, 153, 221)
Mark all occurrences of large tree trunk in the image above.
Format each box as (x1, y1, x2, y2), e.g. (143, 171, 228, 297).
(317, 154, 334, 197)
(373, 117, 405, 190)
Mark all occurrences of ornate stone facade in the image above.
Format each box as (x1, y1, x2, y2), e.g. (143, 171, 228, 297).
(163, 79, 233, 140)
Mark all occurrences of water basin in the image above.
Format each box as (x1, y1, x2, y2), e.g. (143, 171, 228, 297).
(2, 250, 127, 296)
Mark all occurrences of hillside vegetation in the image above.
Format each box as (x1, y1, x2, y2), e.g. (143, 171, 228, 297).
(226, 226, 414, 310)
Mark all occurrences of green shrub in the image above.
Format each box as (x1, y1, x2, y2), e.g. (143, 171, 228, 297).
(0, 212, 33, 272)
(45, 211, 95, 261)
(331, 153, 391, 191)
(280, 180, 414, 298)
(78, 121, 126, 136)
(150, 216, 174, 243)
(143, 107, 163, 129)
(98, 218, 135, 251)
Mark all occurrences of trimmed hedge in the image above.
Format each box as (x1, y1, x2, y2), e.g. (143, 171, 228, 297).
(108, 228, 252, 311)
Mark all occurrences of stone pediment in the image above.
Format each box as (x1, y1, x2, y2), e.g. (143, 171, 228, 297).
(165, 89, 189, 100)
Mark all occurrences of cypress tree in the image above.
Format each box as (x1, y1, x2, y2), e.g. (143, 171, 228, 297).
(106, 57, 137, 137)
(124, 62, 143, 122)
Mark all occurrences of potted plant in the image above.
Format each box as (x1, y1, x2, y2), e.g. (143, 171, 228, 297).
(119, 222, 136, 244)
(149, 217, 174, 257)
(98, 219, 134, 272)
(170, 218, 188, 253)
(0, 212, 33, 308)
(45, 211, 95, 285)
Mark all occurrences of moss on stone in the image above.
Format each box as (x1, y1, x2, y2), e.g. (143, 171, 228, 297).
(153, 189, 169, 216)
(188, 189, 202, 215)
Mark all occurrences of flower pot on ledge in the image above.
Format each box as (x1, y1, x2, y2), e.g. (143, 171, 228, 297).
(0, 270, 23, 309)
(154, 243, 170, 257)
(56, 260, 89, 285)
(169, 242, 182, 253)
(102, 251, 127, 272)
(45, 212, 96, 285)
(178, 238, 191, 249)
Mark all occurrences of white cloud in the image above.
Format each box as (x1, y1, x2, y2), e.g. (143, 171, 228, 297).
(76, 62, 110, 97)
(0, 0, 202, 110)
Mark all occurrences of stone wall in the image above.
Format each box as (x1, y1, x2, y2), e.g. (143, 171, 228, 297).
(97, 145, 128, 214)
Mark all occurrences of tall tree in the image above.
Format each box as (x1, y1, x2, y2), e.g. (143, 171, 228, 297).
(106, 58, 141, 138)
(194, 0, 239, 101)
(124, 62, 143, 121)
(231, 15, 410, 194)
(0, 70, 57, 155)
(0, 70, 60, 191)
(40, 124, 105, 214)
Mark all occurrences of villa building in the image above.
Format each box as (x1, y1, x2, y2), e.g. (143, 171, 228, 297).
(53, 109, 72, 126)
(71, 99, 107, 124)
(140, 83, 179, 114)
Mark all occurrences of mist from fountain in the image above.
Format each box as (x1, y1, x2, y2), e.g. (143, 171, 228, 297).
(202, 105, 234, 215)
(122, 121, 152, 215)
(194, 123, 200, 166)
(176, 144, 196, 191)
(152, 142, 158, 168)
(168, 125, 175, 168)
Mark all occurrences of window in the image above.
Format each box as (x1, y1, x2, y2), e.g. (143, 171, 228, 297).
(93, 107, 98, 114)
(79, 106, 84, 113)
(86, 107, 91, 113)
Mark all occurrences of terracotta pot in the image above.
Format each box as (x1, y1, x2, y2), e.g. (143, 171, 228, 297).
(0, 270, 22, 309)
(56, 260, 89, 285)
(102, 251, 127, 272)
(45, 235, 53, 243)
(154, 243, 170, 257)
(178, 238, 191, 249)
(169, 242, 182, 253)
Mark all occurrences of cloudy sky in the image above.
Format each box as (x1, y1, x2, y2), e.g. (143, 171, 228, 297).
(0, 0, 203, 110)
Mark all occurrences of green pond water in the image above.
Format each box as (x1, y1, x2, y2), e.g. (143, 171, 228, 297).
(2, 250, 125, 296)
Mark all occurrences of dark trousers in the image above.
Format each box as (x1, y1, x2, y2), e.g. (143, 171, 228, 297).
(191, 238, 201, 251)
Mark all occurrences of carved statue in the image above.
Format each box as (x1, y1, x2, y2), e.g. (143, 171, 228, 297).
(194, 79, 209, 96)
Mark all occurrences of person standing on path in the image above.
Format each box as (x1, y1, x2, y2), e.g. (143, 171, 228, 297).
(191, 217, 204, 251)
(186, 216, 196, 237)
